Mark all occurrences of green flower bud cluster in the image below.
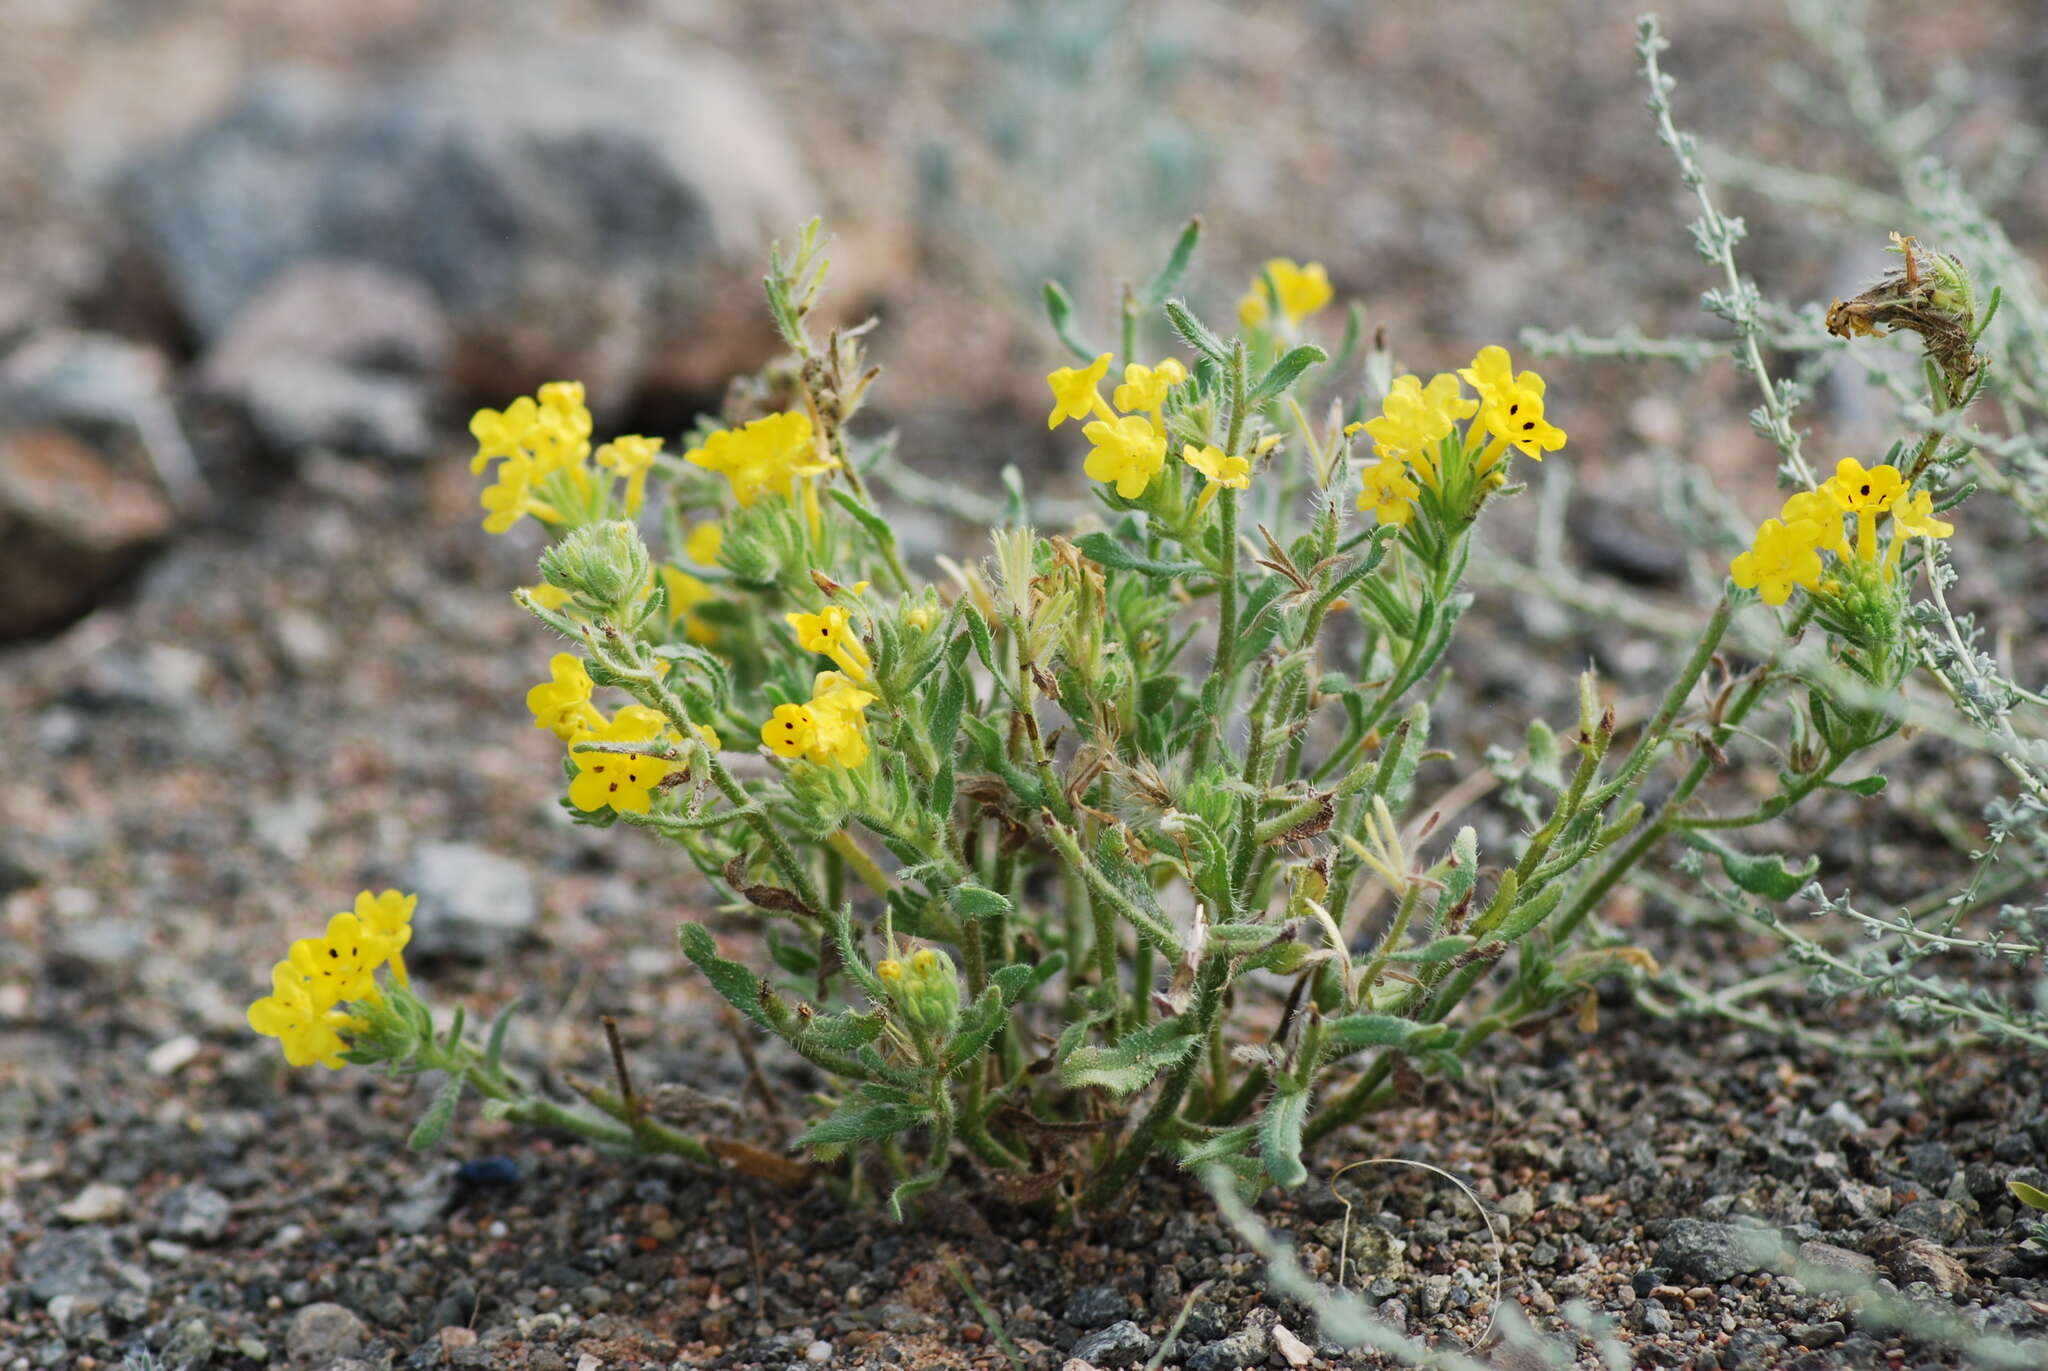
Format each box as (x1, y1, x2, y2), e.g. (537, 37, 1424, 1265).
(876, 947, 961, 1037)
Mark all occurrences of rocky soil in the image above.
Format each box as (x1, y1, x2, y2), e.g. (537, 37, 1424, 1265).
(6, 1, 2048, 1368)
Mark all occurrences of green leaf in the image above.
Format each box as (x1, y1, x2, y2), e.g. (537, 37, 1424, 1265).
(483, 999, 517, 1075)
(1259, 1084, 1312, 1189)
(1246, 344, 1328, 408)
(795, 1009, 888, 1055)
(1389, 935, 1476, 965)
(1043, 280, 1097, 362)
(1060, 1016, 1199, 1095)
(943, 986, 1008, 1071)
(1175, 1123, 1258, 1168)
(796, 1090, 927, 1151)
(1324, 1014, 1451, 1052)
(1684, 832, 1820, 901)
(1072, 531, 1205, 579)
(441, 1003, 466, 1052)
(949, 883, 1013, 919)
(1493, 883, 1565, 943)
(991, 952, 1063, 1005)
(408, 1070, 465, 1151)
(1141, 217, 1202, 308)
(964, 605, 1001, 680)
(1526, 719, 1564, 789)
(827, 488, 899, 562)
(1209, 922, 1280, 949)
(679, 923, 774, 1029)
(1824, 775, 1887, 797)
(2010, 1180, 2048, 1211)
(1163, 298, 1230, 364)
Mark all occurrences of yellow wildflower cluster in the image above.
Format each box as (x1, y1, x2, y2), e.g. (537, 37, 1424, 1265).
(470, 382, 667, 534)
(247, 891, 416, 1069)
(761, 671, 876, 767)
(1238, 258, 1334, 331)
(526, 652, 716, 813)
(1351, 345, 1566, 525)
(684, 411, 832, 508)
(1731, 458, 1953, 605)
(1047, 353, 1191, 501)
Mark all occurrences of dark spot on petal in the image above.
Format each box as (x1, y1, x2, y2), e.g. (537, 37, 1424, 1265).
(1522, 422, 1535, 431)
(1860, 484, 1870, 495)
(1508, 404, 1519, 416)
(593, 764, 605, 772)
(609, 783, 619, 792)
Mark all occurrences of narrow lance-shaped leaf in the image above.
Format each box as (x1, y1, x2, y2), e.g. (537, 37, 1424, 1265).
(1247, 344, 1328, 408)
(1164, 298, 1231, 364)
(408, 1069, 466, 1151)
(1684, 832, 1821, 901)
(795, 1090, 927, 1152)
(1061, 1016, 1199, 1095)
(679, 923, 775, 1029)
(1043, 281, 1097, 362)
(1259, 1083, 1312, 1189)
(1141, 217, 1202, 307)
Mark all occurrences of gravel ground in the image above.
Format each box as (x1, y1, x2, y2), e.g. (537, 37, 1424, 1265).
(7, 3, 2048, 1369)
(4, 457, 2048, 1371)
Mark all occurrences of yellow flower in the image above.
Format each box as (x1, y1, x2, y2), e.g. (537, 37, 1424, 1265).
(479, 454, 562, 534)
(1890, 489, 1953, 542)
(596, 434, 663, 514)
(1820, 458, 1906, 515)
(1730, 517, 1825, 606)
(906, 604, 938, 633)
(1244, 258, 1333, 327)
(685, 520, 724, 567)
(1821, 459, 1908, 563)
(787, 605, 873, 681)
(1356, 457, 1420, 526)
(470, 383, 593, 479)
(1046, 353, 1113, 430)
(526, 652, 607, 741)
(1082, 413, 1168, 499)
(685, 411, 826, 508)
(693, 721, 722, 753)
(247, 962, 353, 1069)
(1182, 443, 1251, 515)
(1237, 287, 1271, 330)
(876, 958, 905, 984)
(537, 380, 593, 453)
(1460, 346, 1566, 464)
(471, 396, 542, 473)
(1362, 373, 1476, 485)
(287, 911, 396, 1008)
(1113, 359, 1189, 415)
(351, 889, 417, 990)
(760, 671, 875, 767)
(523, 583, 576, 612)
(1885, 488, 1954, 574)
(567, 706, 682, 814)
(1779, 490, 1848, 559)
(660, 566, 718, 644)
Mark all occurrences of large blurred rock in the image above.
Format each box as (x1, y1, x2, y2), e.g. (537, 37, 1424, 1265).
(122, 31, 817, 408)
(0, 427, 177, 642)
(199, 260, 449, 460)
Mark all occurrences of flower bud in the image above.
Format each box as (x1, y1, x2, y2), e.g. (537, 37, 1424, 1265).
(892, 946, 960, 1035)
(539, 520, 652, 615)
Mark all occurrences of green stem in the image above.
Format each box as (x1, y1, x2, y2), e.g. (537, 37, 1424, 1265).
(1081, 955, 1225, 1208)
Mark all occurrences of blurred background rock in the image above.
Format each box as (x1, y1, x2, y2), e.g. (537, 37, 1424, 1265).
(4, 3, 2048, 1365)
(4, 0, 2042, 640)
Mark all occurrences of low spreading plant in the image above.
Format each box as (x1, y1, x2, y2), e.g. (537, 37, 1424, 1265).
(246, 183, 2004, 1213)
